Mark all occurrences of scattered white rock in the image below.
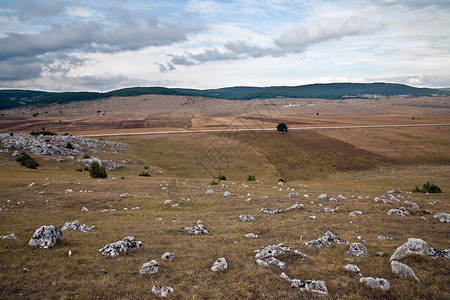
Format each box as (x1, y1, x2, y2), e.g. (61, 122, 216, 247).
(261, 207, 282, 214)
(346, 243, 368, 257)
(317, 193, 328, 200)
(12, 150, 20, 157)
(1, 234, 18, 241)
(245, 233, 258, 238)
(255, 244, 285, 259)
(309, 216, 316, 220)
(99, 236, 143, 258)
(119, 193, 131, 198)
(162, 252, 175, 261)
(81, 206, 89, 212)
(387, 208, 407, 217)
(61, 220, 80, 231)
(140, 260, 159, 274)
(349, 211, 362, 217)
(223, 191, 233, 197)
(360, 277, 390, 291)
(239, 214, 255, 222)
(434, 212, 450, 223)
(329, 198, 338, 202)
(390, 238, 449, 261)
(28, 182, 35, 187)
(344, 264, 362, 276)
(211, 257, 228, 272)
(163, 200, 172, 205)
(205, 189, 214, 194)
(67, 250, 72, 257)
(303, 231, 348, 247)
(378, 236, 394, 241)
(286, 192, 299, 198)
(265, 257, 286, 269)
(152, 286, 174, 297)
(286, 203, 303, 210)
(391, 261, 420, 282)
(79, 224, 94, 232)
(188, 224, 210, 235)
(28, 225, 63, 248)
(337, 195, 346, 200)
(171, 203, 180, 207)
(291, 279, 329, 294)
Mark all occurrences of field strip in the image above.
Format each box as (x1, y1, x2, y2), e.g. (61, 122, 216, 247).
(79, 123, 450, 137)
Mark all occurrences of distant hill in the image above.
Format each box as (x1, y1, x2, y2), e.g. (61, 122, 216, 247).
(1, 83, 449, 110)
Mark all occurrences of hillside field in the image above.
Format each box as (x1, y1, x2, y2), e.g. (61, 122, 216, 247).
(0, 95, 449, 299)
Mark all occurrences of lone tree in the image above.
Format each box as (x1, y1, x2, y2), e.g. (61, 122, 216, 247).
(277, 122, 288, 133)
(89, 161, 107, 178)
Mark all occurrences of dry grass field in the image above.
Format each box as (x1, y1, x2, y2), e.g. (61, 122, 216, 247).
(0, 95, 449, 299)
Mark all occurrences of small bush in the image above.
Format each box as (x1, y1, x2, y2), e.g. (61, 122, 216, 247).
(30, 130, 57, 136)
(66, 142, 74, 149)
(413, 181, 442, 193)
(83, 166, 89, 171)
(89, 161, 107, 178)
(121, 176, 125, 180)
(209, 180, 220, 185)
(144, 166, 149, 169)
(15, 153, 39, 169)
(82, 154, 91, 159)
(219, 175, 226, 181)
(139, 172, 151, 177)
(76, 168, 83, 172)
(247, 175, 256, 181)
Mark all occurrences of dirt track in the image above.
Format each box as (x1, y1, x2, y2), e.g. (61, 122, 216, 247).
(79, 123, 450, 137)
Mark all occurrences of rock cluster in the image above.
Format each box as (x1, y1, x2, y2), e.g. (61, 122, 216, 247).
(61, 220, 93, 232)
(344, 264, 362, 276)
(1, 233, 18, 241)
(349, 211, 362, 217)
(286, 192, 299, 198)
(303, 231, 348, 247)
(434, 212, 450, 223)
(281, 273, 328, 294)
(239, 214, 255, 222)
(28, 225, 63, 248)
(99, 236, 143, 258)
(387, 208, 408, 217)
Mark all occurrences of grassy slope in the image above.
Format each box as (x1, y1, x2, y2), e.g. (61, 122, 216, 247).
(0, 130, 449, 299)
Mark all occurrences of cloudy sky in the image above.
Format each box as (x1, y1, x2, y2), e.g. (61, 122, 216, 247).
(0, 0, 449, 91)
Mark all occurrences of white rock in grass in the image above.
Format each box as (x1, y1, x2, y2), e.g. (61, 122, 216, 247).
(239, 214, 255, 222)
(205, 189, 214, 194)
(360, 277, 390, 291)
(152, 286, 174, 297)
(99, 236, 143, 258)
(140, 260, 159, 274)
(434, 212, 450, 223)
(317, 193, 328, 200)
(162, 252, 175, 261)
(119, 193, 130, 198)
(265, 257, 286, 269)
(245, 233, 258, 238)
(303, 231, 348, 247)
(28, 225, 63, 248)
(261, 207, 282, 214)
(163, 200, 172, 205)
(256, 259, 269, 267)
(349, 211, 362, 217)
(390, 238, 450, 261)
(81, 206, 89, 212)
(344, 264, 362, 276)
(223, 191, 233, 197)
(1, 234, 18, 241)
(188, 224, 210, 235)
(79, 224, 94, 232)
(391, 261, 420, 282)
(346, 243, 368, 257)
(291, 279, 328, 294)
(211, 257, 227, 272)
(61, 220, 80, 231)
(378, 236, 394, 241)
(387, 209, 407, 217)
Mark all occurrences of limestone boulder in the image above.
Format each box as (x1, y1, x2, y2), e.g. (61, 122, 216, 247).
(303, 231, 348, 247)
(140, 260, 159, 274)
(390, 238, 449, 261)
(391, 261, 420, 282)
(28, 225, 63, 248)
(360, 277, 390, 291)
(211, 257, 228, 272)
(346, 243, 368, 257)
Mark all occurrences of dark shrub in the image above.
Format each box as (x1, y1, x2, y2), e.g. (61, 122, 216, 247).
(15, 153, 39, 169)
(66, 142, 74, 149)
(139, 172, 151, 177)
(219, 175, 226, 181)
(247, 175, 256, 181)
(413, 181, 442, 193)
(89, 161, 107, 178)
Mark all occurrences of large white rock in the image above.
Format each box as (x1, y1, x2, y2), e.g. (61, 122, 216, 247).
(99, 236, 142, 258)
(239, 214, 255, 222)
(390, 238, 449, 261)
(152, 286, 174, 297)
(346, 243, 368, 257)
(434, 212, 450, 223)
(140, 260, 159, 274)
(344, 264, 362, 276)
(291, 279, 328, 294)
(303, 231, 348, 247)
(28, 225, 63, 248)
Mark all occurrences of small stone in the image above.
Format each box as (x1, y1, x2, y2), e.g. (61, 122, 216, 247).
(388, 188, 402, 193)
(255, 244, 285, 259)
(256, 259, 269, 267)
(163, 200, 172, 205)
(99, 236, 143, 258)
(152, 286, 174, 297)
(81, 206, 89, 212)
(140, 260, 159, 274)
(360, 277, 390, 291)
(265, 257, 286, 269)
(346, 243, 368, 257)
(68, 250, 72, 257)
(309, 216, 316, 220)
(344, 264, 362, 276)
(286, 192, 299, 198)
(245, 233, 258, 238)
(291, 279, 328, 294)
(286, 203, 303, 210)
(387, 209, 407, 217)
(188, 224, 210, 235)
(223, 191, 233, 197)
(119, 193, 130, 198)
(377, 236, 394, 241)
(162, 252, 175, 261)
(349, 211, 362, 217)
(317, 193, 328, 200)
(61, 220, 80, 231)
(303, 231, 348, 247)
(239, 214, 255, 222)
(1, 233, 19, 241)
(79, 224, 94, 232)
(205, 189, 214, 194)
(261, 207, 282, 214)
(211, 257, 228, 272)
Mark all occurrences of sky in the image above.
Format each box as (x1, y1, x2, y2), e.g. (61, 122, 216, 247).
(0, 0, 449, 92)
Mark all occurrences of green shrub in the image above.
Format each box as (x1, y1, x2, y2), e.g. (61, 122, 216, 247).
(66, 142, 74, 149)
(144, 166, 149, 169)
(15, 153, 39, 169)
(89, 161, 107, 178)
(30, 130, 57, 136)
(219, 175, 226, 181)
(209, 180, 220, 185)
(413, 181, 442, 193)
(82, 154, 91, 159)
(76, 168, 83, 172)
(247, 175, 256, 181)
(139, 172, 151, 177)
(121, 176, 125, 180)
(83, 166, 89, 171)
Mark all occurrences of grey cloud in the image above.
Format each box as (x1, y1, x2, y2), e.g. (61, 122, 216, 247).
(158, 63, 176, 73)
(18, 0, 67, 19)
(0, 10, 199, 60)
(367, 75, 450, 88)
(0, 58, 42, 81)
(275, 17, 382, 52)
